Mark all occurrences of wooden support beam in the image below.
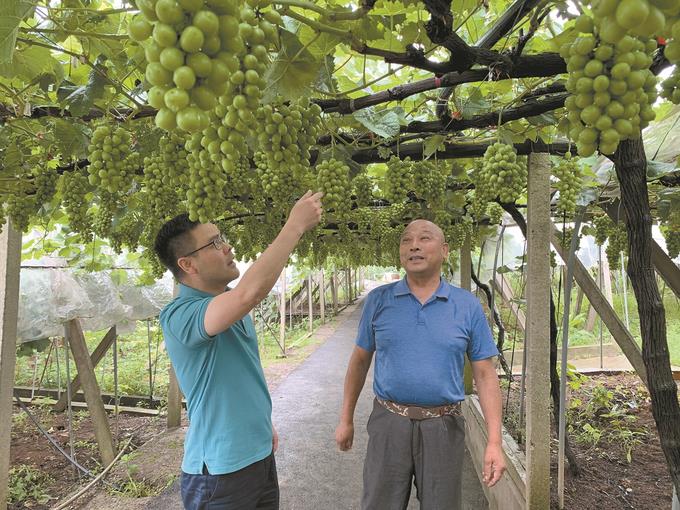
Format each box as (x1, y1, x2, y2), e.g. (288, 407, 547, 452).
(492, 273, 526, 332)
(280, 269, 287, 355)
(585, 251, 613, 332)
(308, 276, 313, 334)
(319, 270, 326, 323)
(167, 366, 182, 428)
(331, 272, 338, 314)
(53, 327, 116, 412)
(525, 152, 551, 510)
(0, 222, 21, 510)
(64, 319, 116, 466)
(551, 225, 647, 385)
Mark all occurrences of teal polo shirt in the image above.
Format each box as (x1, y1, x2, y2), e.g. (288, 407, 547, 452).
(160, 283, 272, 475)
(356, 278, 498, 406)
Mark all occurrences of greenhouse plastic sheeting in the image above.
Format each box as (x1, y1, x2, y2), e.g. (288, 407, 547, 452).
(17, 269, 93, 343)
(17, 269, 174, 343)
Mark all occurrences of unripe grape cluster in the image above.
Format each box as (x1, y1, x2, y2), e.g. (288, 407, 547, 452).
(185, 131, 228, 222)
(5, 194, 35, 232)
(412, 159, 447, 206)
(384, 157, 413, 203)
(605, 223, 628, 271)
(474, 142, 527, 203)
(553, 153, 583, 215)
(130, 0, 282, 133)
(88, 124, 136, 193)
(110, 213, 143, 254)
(662, 225, 680, 258)
(352, 173, 373, 207)
(61, 169, 93, 241)
(560, 9, 659, 157)
(661, 69, 680, 103)
(592, 214, 613, 246)
(316, 158, 351, 221)
(485, 202, 504, 225)
(33, 167, 59, 208)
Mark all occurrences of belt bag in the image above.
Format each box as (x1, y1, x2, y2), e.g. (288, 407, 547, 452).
(376, 397, 462, 420)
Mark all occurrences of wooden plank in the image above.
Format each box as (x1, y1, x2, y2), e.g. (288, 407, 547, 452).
(492, 274, 526, 332)
(319, 270, 325, 323)
(16, 397, 159, 417)
(525, 151, 551, 510)
(53, 327, 116, 412)
(0, 221, 21, 510)
(551, 224, 647, 386)
(65, 319, 116, 466)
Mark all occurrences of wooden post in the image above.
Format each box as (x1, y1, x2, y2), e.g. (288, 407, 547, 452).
(525, 151, 551, 510)
(54, 327, 117, 412)
(167, 283, 182, 428)
(345, 268, 351, 304)
(319, 270, 325, 324)
(460, 234, 473, 395)
(331, 272, 338, 314)
(280, 269, 286, 355)
(64, 319, 116, 466)
(0, 222, 21, 510)
(308, 275, 313, 334)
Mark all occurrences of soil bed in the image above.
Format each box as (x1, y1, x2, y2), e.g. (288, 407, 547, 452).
(502, 372, 676, 509)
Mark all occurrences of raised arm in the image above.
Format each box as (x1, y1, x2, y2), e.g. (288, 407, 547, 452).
(204, 191, 323, 336)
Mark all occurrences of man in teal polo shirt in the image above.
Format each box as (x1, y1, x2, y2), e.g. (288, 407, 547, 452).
(154, 191, 323, 510)
(335, 219, 505, 510)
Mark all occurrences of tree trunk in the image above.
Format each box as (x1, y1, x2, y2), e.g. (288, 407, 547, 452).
(502, 202, 580, 476)
(611, 138, 680, 497)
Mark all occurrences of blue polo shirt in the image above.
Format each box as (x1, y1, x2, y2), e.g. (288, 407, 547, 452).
(356, 278, 498, 406)
(160, 284, 272, 475)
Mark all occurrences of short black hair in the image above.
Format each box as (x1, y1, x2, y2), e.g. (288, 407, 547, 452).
(154, 213, 201, 279)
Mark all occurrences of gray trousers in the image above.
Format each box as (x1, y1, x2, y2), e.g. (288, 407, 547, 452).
(362, 399, 465, 510)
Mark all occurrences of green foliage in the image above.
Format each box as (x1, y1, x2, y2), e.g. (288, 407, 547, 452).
(8, 465, 54, 506)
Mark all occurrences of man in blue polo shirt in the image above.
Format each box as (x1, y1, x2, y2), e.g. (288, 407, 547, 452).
(335, 219, 505, 510)
(154, 191, 323, 510)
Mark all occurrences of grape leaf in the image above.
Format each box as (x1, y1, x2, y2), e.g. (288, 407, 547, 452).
(59, 56, 108, 117)
(263, 29, 321, 102)
(353, 107, 402, 138)
(0, 0, 35, 64)
(53, 119, 89, 160)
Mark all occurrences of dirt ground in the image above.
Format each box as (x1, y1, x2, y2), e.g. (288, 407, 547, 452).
(7, 314, 349, 510)
(503, 372, 676, 509)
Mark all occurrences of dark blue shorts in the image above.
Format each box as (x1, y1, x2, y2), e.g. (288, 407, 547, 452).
(180, 452, 279, 510)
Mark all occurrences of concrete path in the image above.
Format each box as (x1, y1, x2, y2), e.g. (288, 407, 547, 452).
(147, 297, 488, 510)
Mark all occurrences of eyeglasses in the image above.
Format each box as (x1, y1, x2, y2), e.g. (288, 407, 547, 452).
(182, 234, 228, 258)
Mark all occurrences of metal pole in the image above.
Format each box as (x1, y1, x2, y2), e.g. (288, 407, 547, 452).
(558, 209, 584, 509)
(599, 246, 604, 369)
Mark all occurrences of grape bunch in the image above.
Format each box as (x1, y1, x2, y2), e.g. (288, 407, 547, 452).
(661, 69, 680, 103)
(384, 157, 413, 203)
(185, 131, 228, 222)
(592, 214, 613, 246)
(130, 0, 282, 133)
(5, 194, 35, 232)
(87, 123, 139, 194)
(466, 190, 489, 222)
(352, 173, 373, 207)
(474, 142, 527, 203)
(606, 223, 628, 271)
(560, 10, 658, 156)
(110, 213, 142, 254)
(33, 167, 58, 208)
(553, 153, 583, 215)
(143, 132, 188, 218)
(662, 226, 680, 258)
(412, 159, 447, 206)
(93, 192, 117, 238)
(316, 158, 351, 221)
(485, 202, 504, 225)
(61, 169, 93, 241)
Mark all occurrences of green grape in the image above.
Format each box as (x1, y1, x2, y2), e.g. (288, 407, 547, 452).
(143, 131, 188, 219)
(485, 202, 504, 225)
(661, 225, 680, 259)
(561, 11, 658, 156)
(316, 158, 351, 221)
(352, 173, 373, 207)
(5, 194, 35, 232)
(110, 213, 143, 254)
(412, 159, 447, 206)
(61, 169, 93, 241)
(605, 222, 628, 270)
(553, 155, 583, 215)
(383, 156, 413, 203)
(466, 190, 488, 222)
(592, 214, 613, 245)
(33, 167, 59, 208)
(186, 129, 228, 222)
(93, 192, 117, 238)
(87, 123, 134, 194)
(474, 142, 527, 203)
